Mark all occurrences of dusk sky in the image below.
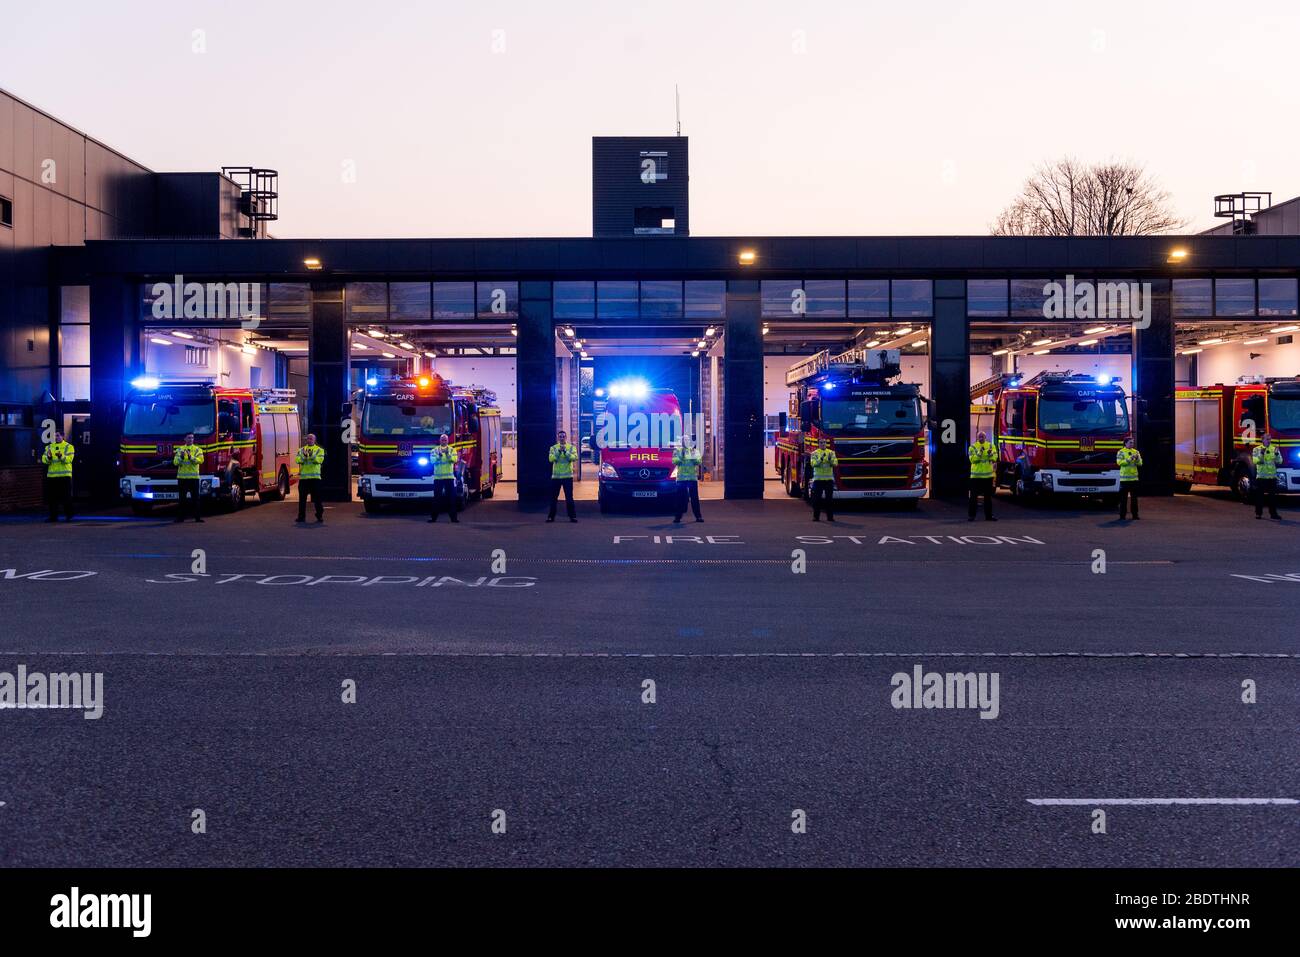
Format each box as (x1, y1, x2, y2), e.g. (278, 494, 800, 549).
(3, 0, 1297, 237)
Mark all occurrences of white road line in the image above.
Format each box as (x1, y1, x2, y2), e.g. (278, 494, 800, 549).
(1028, 798, 1298, 806)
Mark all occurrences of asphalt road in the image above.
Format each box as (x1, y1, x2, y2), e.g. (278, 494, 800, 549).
(1, 488, 1297, 866)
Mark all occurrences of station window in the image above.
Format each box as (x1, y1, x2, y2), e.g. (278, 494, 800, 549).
(1010, 279, 1051, 318)
(761, 280, 802, 318)
(640, 280, 683, 319)
(553, 282, 595, 320)
(890, 280, 933, 318)
(1257, 278, 1298, 317)
(967, 280, 1008, 317)
(848, 280, 889, 318)
(58, 286, 91, 402)
(390, 282, 432, 321)
(1172, 279, 1212, 317)
(476, 281, 518, 319)
(804, 280, 846, 317)
(346, 282, 388, 323)
(434, 282, 475, 319)
(1214, 278, 1255, 317)
(597, 281, 639, 320)
(0, 196, 12, 227)
(684, 281, 725, 319)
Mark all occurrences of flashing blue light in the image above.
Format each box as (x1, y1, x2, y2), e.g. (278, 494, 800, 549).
(823, 382, 837, 391)
(608, 378, 650, 401)
(1096, 374, 1112, 386)
(1008, 378, 1021, 388)
(417, 457, 430, 467)
(366, 377, 379, 387)
(131, 376, 160, 391)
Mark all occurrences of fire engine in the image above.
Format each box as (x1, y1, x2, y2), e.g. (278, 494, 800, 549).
(595, 381, 686, 513)
(118, 378, 302, 514)
(1175, 376, 1300, 498)
(971, 370, 1130, 499)
(774, 348, 929, 506)
(353, 373, 501, 513)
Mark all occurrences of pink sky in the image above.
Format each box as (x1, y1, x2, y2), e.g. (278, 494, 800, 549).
(4, 0, 1297, 238)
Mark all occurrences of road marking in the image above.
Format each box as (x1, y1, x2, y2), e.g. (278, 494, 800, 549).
(90, 553, 1176, 567)
(1028, 798, 1298, 806)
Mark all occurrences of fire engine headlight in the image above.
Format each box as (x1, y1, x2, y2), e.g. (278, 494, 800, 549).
(914, 462, 925, 480)
(359, 477, 371, 493)
(1042, 473, 1054, 487)
(119, 478, 131, 495)
(200, 480, 212, 492)
(417, 457, 430, 467)
(599, 462, 619, 479)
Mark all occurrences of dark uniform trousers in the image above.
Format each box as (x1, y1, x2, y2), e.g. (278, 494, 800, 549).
(549, 479, 576, 520)
(45, 477, 74, 521)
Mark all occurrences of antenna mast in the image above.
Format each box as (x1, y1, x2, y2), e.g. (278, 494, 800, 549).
(675, 85, 681, 136)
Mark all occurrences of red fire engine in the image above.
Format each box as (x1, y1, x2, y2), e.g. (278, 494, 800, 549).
(353, 373, 501, 512)
(119, 378, 302, 514)
(971, 370, 1131, 499)
(774, 348, 930, 507)
(1175, 376, 1300, 498)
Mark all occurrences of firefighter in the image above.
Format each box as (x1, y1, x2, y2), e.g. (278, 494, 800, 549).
(809, 437, 838, 522)
(173, 433, 206, 523)
(40, 430, 76, 523)
(1252, 435, 1283, 520)
(1116, 437, 1143, 521)
(968, 430, 998, 522)
(428, 433, 461, 524)
(546, 430, 579, 523)
(295, 433, 326, 524)
(672, 441, 704, 523)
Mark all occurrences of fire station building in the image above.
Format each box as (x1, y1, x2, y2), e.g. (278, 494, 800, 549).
(4, 87, 1299, 508)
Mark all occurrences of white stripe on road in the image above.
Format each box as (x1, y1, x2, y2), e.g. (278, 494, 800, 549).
(1028, 798, 1297, 806)
(0, 650, 1297, 659)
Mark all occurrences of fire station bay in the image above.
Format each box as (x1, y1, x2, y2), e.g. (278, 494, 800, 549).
(3, 88, 1300, 514)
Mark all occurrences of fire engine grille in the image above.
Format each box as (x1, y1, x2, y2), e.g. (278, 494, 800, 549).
(374, 483, 433, 493)
(620, 467, 672, 480)
(132, 456, 175, 470)
(1053, 450, 1117, 466)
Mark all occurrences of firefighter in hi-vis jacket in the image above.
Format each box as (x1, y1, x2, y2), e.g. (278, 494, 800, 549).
(40, 430, 76, 523)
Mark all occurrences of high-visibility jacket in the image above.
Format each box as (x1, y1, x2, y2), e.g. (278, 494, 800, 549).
(810, 448, 838, 482)
(297, 444, 325, 480)
(673, 447, 702, 481)
(1252, 443, 1282, 480)
(173, 444, 205, 479)
(431, 445, 459, 480)
(549, 443, 578, 479)
(968, 441, 997, 479)
(1117, 447, 1143, 482)
(41, 440, 75, 479)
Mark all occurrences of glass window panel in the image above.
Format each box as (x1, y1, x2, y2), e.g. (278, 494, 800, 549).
(1214, 278, 1255, 317)
(59, 324, 90, 366)
(60, 286, 90, 324)
(967, 279, 1008, 317)
(761, 280, 802, 319)
(390, 282, 431, 321)
(891, 280, 933, 317)
(684, 280, 725, 319)
(640, 280, 683, 319)
(1258, 278, 1298, 317)
(476, 281, 518, 319)
(433, 281, 475, 319)
(268, 283, 311, 319)
(1010, 279, 1051, 318)
(1172, 279, 1212, 318)
(60, 366, 90, 402)
(553, 281, 595, 320)
(345, 282, 388, 322)
(848, 280, 889, 318)
(597, 281, 639, 319)
(804, 280, 846, 317)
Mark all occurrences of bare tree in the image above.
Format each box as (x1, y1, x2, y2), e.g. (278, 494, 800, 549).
(991, 157, 1188, 236)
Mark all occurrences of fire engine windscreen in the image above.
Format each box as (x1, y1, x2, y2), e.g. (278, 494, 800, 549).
(1038, 395, 1129, 434)
(820, 395, 922, 435)
(363, 400, 455, 437)
(1268, 394, 1300, 432)
(123, 397, 216, 437)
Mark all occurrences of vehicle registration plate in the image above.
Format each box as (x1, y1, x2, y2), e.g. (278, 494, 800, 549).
(632, 490, 658, 498)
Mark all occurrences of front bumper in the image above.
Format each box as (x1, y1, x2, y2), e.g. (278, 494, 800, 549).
(120, 475, 220, 500)
(600, 479, 680, 501)
(832, 486, 927, 499)
(1034, 469, 1121, 494)
(358, 474, 441, 499)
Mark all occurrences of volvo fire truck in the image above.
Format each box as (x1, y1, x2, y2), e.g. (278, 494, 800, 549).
(1175, 376, 1300, 498)
(119, 379, 302, 514)
(971, 370, 1131, 499)
(595, 382, 686, 512)
(354, 373, 501, 512)
(774, 348, 929, 506)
